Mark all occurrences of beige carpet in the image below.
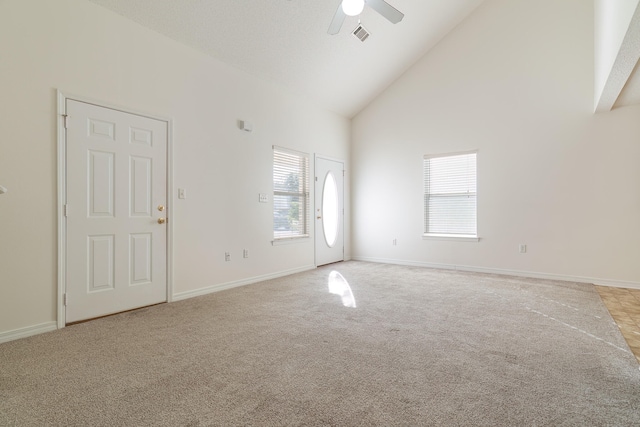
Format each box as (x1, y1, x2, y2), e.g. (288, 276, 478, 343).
(1, 261, 639, 426)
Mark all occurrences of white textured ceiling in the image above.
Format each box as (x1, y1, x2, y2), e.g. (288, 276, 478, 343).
(86, 0, 485, 117)
(613, 4, 640, 110)
(615, 61, 640, 108)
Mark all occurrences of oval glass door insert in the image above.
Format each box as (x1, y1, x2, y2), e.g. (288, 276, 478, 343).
(322, 172, 339, 247)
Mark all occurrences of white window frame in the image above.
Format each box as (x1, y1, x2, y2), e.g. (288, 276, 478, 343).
(272, 146, 310, 242)
(423, 150, 478, 241)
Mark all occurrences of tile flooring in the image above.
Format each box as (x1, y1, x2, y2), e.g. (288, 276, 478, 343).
(595, 286, 640, 364)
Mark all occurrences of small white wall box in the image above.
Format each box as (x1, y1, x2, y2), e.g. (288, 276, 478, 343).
(0, 185, 7, 194)
(240, 120, 253, 132)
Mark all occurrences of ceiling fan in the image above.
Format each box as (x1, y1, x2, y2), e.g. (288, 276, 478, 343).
(328, 0, 404, 35)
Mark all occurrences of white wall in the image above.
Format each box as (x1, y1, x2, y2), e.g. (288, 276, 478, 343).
(594, 0, 640, 108)
(352, 0, 640, 285)
(0, 0, 350, 338)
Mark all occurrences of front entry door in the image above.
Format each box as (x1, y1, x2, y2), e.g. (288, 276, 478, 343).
(315, 156, 344, 266)
(65, 100, 168, 323)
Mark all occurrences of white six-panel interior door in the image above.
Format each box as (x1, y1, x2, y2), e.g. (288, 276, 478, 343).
(64, 99, 168, 323)
(315, 156, 345, 266)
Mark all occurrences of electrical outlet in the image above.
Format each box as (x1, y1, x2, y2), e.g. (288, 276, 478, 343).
(519, 244, 527, 253)
(243, 249, 249, 258)
(225, 252, 231, 262)
(259, 194, 268, 203)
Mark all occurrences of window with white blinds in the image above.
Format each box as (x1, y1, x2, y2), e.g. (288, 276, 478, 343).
(273, 146, 310, 240)
(424, 151, 477, 237)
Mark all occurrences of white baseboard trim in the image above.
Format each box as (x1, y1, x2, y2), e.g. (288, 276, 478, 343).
(0, 321, 58, 344)
(351, 257, 640, 290)
(172, 264, 317, 302)
(1, 266, 318, 344)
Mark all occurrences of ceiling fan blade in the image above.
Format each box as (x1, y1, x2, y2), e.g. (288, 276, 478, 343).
(328, 3, 347, 35)
(366, 0, 404, 24)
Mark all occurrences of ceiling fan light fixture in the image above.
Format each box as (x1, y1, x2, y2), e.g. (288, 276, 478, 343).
(342, 0, 365, 17)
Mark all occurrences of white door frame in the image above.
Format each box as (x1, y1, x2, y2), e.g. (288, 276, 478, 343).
(314, 154, 345, 267)
(56, 90, 174, 329)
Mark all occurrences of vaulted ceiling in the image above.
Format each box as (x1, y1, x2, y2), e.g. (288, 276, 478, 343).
(86, 0, 486, 118)
(599, 1, 640, 112)
(85, 0, 640, 117)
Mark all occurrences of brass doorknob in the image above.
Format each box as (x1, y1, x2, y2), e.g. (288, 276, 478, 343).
(158, 218, 166, 224)
(158, 205, 165, 212)
(317, 216, 322, 219)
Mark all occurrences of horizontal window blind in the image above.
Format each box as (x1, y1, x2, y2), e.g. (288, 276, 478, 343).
(273, 146, 309, 239)
(424, 152, 477, 236)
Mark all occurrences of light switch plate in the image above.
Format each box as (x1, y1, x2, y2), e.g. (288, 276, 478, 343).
(259, 193, 268, 203)
(178, 188, 186, 199)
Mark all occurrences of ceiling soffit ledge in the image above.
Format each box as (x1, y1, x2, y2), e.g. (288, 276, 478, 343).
(595, 1, 640, 113)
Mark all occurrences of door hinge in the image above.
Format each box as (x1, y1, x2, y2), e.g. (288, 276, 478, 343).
(63, 115, 69, 129)
(64, 204, 69, 217)
(63, 293, 68, 306)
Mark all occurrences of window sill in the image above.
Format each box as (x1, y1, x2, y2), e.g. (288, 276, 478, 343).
(422, 234, 480, 242)
(272, 236, 310, 246)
